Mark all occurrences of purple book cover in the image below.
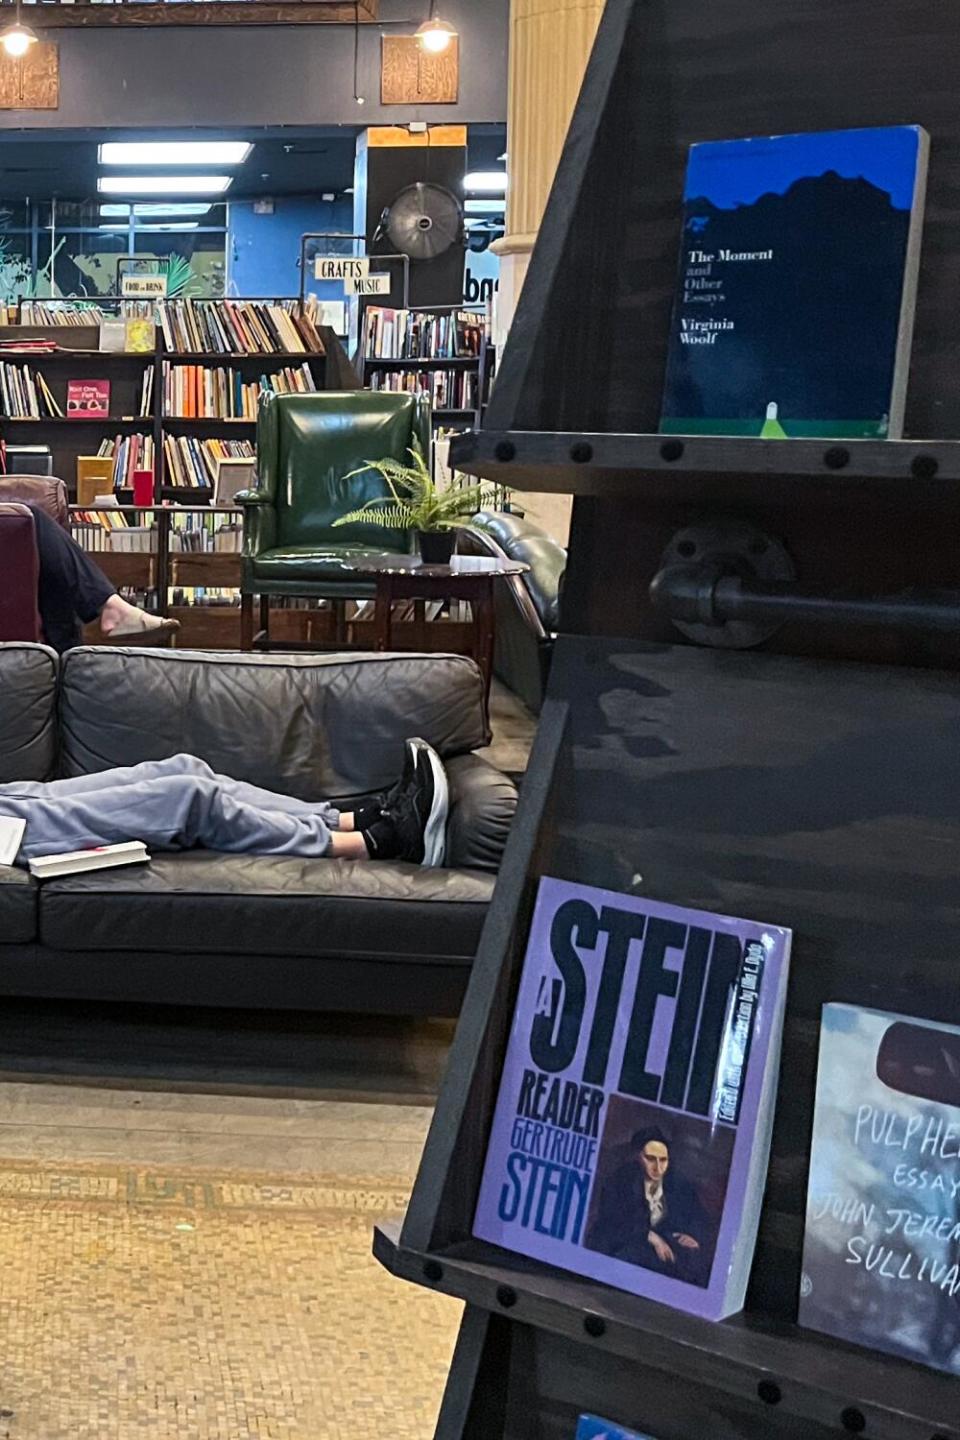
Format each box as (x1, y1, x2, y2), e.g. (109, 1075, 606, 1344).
(473, 877, 791, 1320)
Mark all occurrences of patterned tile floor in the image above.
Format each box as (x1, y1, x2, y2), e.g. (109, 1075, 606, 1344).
(0, 1156, 460, 1440)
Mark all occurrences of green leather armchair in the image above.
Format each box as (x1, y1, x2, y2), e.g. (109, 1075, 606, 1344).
(237, 390, 431, 649)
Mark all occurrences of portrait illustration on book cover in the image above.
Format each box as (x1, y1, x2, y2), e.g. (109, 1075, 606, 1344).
(584, 1096, 734, 1288)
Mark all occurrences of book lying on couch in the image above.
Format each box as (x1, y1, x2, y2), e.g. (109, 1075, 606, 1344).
(27, 841, 150, 880)
(473, 877, 791, 1320)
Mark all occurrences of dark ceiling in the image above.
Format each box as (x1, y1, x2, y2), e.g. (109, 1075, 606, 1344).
(0, 124, 506, 204)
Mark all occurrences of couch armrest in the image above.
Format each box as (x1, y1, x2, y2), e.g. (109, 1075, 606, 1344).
(444, 753, 518, 872)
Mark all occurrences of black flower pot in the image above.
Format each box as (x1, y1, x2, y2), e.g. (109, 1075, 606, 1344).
(418, 529, 457, 565)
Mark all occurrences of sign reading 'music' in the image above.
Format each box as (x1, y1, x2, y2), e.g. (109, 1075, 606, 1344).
(345, 274, 391, 296)
(314, 256, 369, 282)
(121, 274, 168, 298)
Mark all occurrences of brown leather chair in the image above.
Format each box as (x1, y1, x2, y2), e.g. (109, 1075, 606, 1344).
(0, 477, 68, 644)
(0, 503, 42, 642)
(0, 474, 68, 527)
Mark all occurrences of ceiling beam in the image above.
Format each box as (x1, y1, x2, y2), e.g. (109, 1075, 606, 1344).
(17, 0, 379, 27)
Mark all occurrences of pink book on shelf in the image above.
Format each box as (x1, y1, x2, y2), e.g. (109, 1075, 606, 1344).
(66, 380, 110, 418)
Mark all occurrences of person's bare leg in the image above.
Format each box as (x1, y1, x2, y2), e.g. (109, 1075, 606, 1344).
(99, 592, 179, 638)
(328, 830, 368, 858)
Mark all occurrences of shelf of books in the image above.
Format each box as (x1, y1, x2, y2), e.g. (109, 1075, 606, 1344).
(358, 305, 495, 432)
(4, 296, 348, 637)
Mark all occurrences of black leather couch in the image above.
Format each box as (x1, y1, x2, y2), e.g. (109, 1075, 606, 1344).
(0, 643, 517, 1017)
(468, 511, 567, 713)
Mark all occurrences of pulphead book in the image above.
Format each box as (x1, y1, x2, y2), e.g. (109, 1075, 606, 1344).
(660, 125, 929, 439)
(800, 1004, 960, 1376)
(473, 877, 791, 1319)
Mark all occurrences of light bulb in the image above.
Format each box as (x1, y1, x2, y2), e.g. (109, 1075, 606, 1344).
(1, 23, 38, 57)
(416, 17, 456, 53)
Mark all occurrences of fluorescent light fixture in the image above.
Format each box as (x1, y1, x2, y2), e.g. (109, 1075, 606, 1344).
(98, 176, 233, 195)
(136, 222, 200, 231)
(100, 203, 212, 219)
(99, 141, 251, 166)
(464, 199, 505, 214)
(464, 172, 507, 193)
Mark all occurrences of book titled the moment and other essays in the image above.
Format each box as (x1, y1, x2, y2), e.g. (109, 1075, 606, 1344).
(799, 1004, 960, 1376)
(473, 878, 791, 1319)
(660, 125, 929, 439)
(576, 1416, 657, 1440)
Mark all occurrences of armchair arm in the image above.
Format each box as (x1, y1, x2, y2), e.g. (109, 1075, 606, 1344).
(443, 753, 518, 872)
(412, 391, 432, 459)
(238, 497, 277, 560)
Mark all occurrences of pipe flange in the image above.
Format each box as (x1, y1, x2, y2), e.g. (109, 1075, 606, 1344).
(658, 522, 796, 649)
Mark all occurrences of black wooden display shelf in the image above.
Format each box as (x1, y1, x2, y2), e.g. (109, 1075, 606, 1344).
(451, 430, 960, 499)
(362, 355, 480, 369)
(374, 1222, 959, 1440)
(163, 416, 257, 427)
(161, 351, 320, 363)
(1, 415, 150, 425)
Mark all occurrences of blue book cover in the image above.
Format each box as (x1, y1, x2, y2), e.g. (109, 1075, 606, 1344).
(799, 1004, 960, 1375)
(660, 125, 929, 439)
(576, 1417, 655, 1440)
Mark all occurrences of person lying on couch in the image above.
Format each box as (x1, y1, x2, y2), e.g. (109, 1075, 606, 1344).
(25, 501, 178, 651)
(0, 740, 449, 869)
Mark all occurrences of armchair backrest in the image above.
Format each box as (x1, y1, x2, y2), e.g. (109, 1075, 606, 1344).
(0, 475, 68, 528)
(0, 504, 42, 643)
(255, 390, 430, 550)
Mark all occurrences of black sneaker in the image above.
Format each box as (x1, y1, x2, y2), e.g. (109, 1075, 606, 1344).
(363, 739, 448, 866)
(352, 738, 420, 833)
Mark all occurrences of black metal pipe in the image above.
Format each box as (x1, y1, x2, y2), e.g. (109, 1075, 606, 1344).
(650, 563, 960, 635)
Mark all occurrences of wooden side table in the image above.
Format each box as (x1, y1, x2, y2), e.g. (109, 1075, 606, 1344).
(346, 553, 531, 703)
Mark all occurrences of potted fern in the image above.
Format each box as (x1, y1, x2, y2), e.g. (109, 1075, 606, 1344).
(334, 443, 504, 565)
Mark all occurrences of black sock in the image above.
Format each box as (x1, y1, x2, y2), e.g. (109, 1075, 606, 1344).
(360, 815, 402, 860)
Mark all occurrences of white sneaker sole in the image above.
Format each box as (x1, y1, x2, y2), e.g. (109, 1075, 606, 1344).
(411, 738, 448, 867)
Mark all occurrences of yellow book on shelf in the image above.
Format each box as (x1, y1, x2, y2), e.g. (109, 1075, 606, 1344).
(76, 456, 116, 507)
(125, 319, 155, 355)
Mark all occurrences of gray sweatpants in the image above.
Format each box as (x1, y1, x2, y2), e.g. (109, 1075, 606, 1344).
(0, 755, 342, 863)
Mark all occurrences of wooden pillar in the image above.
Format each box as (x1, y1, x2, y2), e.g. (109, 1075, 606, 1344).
(493, 0, 605, 545)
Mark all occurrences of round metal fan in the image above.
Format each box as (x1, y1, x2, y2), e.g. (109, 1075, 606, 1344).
(377, 182, 464, 260)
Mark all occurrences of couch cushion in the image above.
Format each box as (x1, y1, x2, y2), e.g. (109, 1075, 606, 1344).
(0, 642, 58, 781)
(0, 864, 37, 943)
(38, 852, 494, 962)
(58, 647, 488, 797)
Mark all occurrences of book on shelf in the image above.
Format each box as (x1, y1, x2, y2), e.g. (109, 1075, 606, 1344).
(66, 379, 111, 418)
(126, 318, 155, 354)
(96, 432, 155, 491)
(1, 443, 52, 475)
(659, 124, 929, 439)
(139, 365, 155, 419)
(799, 1003, 960, 1377)
(27, 841, 150, 880)
(368, 366, 479, 411)
(76, 455, 117, 507)
(472, 876, 792, 1320)
(363, 307, 487, 360)
(212, 456, 256, 506)
(162, 433, 255, 490)
(576, 1417, 657, 1440)
(168, 511, 242, 554)
(20, 302, 110, 328)
(0, 362, 63, 418)
(161, 360, 315, 418)
(157, 299, 325, 357)
(99, 319, 126, 353)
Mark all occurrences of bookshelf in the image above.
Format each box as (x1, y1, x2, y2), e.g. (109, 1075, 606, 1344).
(358, 305, 495, 431)
(372, 1, 960, 1438)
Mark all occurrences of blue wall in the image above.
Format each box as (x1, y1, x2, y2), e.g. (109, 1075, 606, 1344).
(228, 196, 354, 298)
